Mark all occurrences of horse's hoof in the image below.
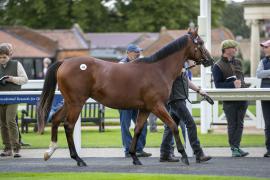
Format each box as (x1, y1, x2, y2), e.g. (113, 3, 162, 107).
(181, 157, 189, 166)
(133, 160, 142, 165)
(77, 161, 87, 167)
(44, 152, 50, 161)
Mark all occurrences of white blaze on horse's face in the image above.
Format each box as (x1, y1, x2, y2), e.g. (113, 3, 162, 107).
(80, 64, 87, 70)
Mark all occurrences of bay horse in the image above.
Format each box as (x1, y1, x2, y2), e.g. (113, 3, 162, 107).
(37, 28, 213, 167)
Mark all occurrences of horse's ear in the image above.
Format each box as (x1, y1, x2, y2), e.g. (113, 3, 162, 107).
(192, 27, 198, 36)
(195, 26, 198, 34)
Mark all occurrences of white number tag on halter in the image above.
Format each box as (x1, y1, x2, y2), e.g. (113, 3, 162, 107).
(80, 64, 87, 70)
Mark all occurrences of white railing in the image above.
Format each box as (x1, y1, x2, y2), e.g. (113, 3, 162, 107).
(189, 77, 267, 133)
(2, 78, 269, 156)
(21, 79, 268, 133)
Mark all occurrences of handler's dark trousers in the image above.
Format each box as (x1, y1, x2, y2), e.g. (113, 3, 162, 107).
(223, 101, 248, 148)
(160, 100, 202, 156)
(261, 101, 270, 152)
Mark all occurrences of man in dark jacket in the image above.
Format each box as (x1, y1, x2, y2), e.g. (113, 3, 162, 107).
(160, 67, 212, 163)
(212, 40, 249, 157)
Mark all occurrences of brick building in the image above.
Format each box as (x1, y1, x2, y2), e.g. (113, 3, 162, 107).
(0, 24, 89, 79)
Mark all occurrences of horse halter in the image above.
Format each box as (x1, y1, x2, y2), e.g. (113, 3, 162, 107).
(188, 33, 213, 67)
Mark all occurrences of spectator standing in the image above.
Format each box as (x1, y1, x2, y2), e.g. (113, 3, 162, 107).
(256, 39, 270, 158)
(119, 44, 151, 158)
(0, 43, 28, 158)
(43, 58, 52, 77)
(212, 40, 249, 157)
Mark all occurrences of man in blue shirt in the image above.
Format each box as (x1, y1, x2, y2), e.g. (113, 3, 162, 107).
(119, 44, 151, 158)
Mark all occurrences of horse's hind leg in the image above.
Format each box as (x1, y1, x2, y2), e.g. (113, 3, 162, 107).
(152, 103, 189, 165)
(44, 106, 65, 161)
(129, 110, 150, 165)
(64, 104, 86, 167)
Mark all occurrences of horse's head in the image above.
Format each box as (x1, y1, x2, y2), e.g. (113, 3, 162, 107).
(186, 27, 214, 67)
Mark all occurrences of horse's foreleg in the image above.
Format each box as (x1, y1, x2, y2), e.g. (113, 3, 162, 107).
(64, 105, 87, 167)
(44, 106, 65, 161)
(152, 104, 189, 165)
(129, 110, 150, 165)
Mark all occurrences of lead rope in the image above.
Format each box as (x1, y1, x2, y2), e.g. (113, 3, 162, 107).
(182, 65, 214, 105)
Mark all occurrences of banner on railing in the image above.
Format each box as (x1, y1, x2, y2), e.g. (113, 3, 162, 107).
(0, 92, 62, 105)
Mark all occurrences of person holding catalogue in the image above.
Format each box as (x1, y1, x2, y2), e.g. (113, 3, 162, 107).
(212, 40, 249, 157)
(0, 43, 28, 158)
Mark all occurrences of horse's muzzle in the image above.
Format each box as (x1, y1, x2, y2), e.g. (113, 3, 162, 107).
(201, 58, 214, 67)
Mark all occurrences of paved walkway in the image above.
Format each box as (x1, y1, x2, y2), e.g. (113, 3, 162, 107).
(1, 147, 269, 178)
(18, 147, 266, 158)
(1, 124, 268, 178)
(0, 152, 269, 178)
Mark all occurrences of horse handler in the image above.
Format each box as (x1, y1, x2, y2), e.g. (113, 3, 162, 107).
(160, 67, 212, 163)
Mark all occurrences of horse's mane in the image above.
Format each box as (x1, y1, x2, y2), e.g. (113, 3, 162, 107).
(136, 34, 189, 63)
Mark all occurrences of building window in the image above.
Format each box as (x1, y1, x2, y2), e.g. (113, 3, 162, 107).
(18, 58, 44, 79)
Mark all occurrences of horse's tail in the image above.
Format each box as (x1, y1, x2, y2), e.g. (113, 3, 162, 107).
(37, 61, 62, 134)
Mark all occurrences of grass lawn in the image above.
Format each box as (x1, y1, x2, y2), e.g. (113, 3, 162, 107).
(0, 172, 267, 180)
(105, 104, 257, 119)
(4, 104, 263, 149)
(0, 128, 264, 149)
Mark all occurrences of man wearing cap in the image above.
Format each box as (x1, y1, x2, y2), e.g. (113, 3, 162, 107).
(118, 44, 152, 158)
(212, 39, 249, 157)
(256, 39, 270, 158)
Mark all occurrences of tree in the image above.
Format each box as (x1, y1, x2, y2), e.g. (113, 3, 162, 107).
(0, 0, 74, 28)
(221, 3, 250, 38)
(111, 0, 225, 32)
(0, 0, 110, 30)
(72, 0, 112, 32)
(113, 0, 199, 32)
(0, 0, 226, 32)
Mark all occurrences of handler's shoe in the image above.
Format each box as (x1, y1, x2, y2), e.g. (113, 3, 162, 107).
(238, 148, 249, 157)
(125, 153, 131, 158)
(196, 152, 212, 163)
(160, 154, 179, 162)
(263, 151, 270, 158)
(136, 151, 152, 157)
(0, 148, 12, 157)
(13, 149, 21, 158)
(231, 148, 242, 157)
